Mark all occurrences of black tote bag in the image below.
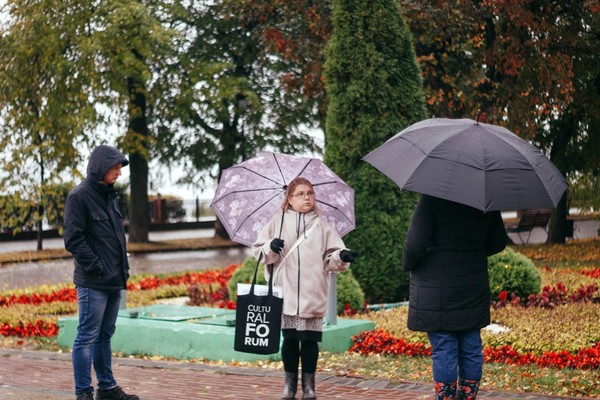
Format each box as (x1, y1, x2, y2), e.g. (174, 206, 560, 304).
(234, 255, 283, 355)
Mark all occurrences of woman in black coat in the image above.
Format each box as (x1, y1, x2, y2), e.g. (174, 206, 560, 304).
(403, 194, 507, 400)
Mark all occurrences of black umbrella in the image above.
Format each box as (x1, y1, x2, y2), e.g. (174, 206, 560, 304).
(362, 118, 568, 212)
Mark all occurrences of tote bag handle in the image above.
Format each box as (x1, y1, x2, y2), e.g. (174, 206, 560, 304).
(249, 253, 276, 297)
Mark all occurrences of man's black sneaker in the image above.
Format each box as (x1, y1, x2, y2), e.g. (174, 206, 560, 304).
(96, 386, 139, 400)
(76, 392, 94, 400)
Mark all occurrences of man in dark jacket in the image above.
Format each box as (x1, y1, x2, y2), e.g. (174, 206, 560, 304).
(63, 145, 138, 400)
(403, 194, 507, 400)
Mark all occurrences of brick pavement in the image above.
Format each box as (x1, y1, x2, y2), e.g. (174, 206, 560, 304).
(0, 349, 592, 400)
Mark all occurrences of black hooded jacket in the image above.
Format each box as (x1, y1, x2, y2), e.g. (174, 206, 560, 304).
(63, 145, 130, 291)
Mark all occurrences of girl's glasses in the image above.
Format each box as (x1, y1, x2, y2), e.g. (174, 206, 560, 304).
(292, 191, 315, 199)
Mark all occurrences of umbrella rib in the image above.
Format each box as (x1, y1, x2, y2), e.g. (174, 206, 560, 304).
(292, 158, 313, 181)
(234, 192, 284, 235)
(233, 165, 285, 187)
(316, 199, 354, 224)
(211, 187, 283, 203)
(272, 152, 288, 186)
(312, 180, 350, 188)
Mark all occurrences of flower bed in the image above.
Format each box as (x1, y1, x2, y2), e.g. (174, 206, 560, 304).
(2, 259, 599, 373)
(349, 268, 600, 371)
(350, 330, 600, 370)
(0, 264, 238, 338)
(0, 320, 59, 337)
(5, 242, 599, 397)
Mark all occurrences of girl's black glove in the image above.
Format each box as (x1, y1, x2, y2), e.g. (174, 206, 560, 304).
(270, 238, 285, 254)
(340, 249, 358, 263)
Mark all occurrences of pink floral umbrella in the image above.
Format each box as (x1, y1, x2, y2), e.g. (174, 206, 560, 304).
(210, 152, 355, 247)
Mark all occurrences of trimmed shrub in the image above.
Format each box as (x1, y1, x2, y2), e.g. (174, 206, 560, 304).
(227, 256, 267, 301)
(228, 257, 365, 315)
(488, 247, 541, 300)
(336, 269, 365, 314)
(323, 0, 427, 303)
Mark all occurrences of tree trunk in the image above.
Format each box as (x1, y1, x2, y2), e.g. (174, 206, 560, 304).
(128, 151, 150, 243)
(546, 110, 572, 245)
(546, 192, 568, 244)
(126, 75, 150, 243)
(36, 215, 43, 251)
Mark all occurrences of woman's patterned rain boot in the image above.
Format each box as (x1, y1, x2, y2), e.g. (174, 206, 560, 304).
(435, 380, 457, 400)
(457, 378, 480, 400)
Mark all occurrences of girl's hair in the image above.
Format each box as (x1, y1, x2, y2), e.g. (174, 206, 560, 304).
(281, 177, 316, 212)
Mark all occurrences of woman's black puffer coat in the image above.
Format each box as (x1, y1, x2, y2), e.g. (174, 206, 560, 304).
(402, 195, 507, 332)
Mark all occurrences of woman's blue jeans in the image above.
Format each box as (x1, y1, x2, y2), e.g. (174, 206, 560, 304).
(427, 329, 483, 383)
(72, 287, 121, 395)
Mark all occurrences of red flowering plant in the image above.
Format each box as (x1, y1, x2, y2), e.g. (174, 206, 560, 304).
(492, 282, 598, 309)
(483, 343, 600, 370)
(0, 287, 77, 307)
(0, 320, 59, 338)
(187, 284, 236, 309)
(349, 329, 431, 357)
(581, 267, 600, 279)
(350, 329, 600, 370)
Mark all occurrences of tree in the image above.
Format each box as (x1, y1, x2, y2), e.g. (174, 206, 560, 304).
(401, 0, 600, 243)
(402, 1, 575, 135)
(324, 0, 427, 302)
(0, 0, 95, 249)
(542, 3, 600, 241)
(153, 1, 321, 238)
(81, 0, 179, 242)
(233, 0, 333, 128)
(0, 0, 181, 244)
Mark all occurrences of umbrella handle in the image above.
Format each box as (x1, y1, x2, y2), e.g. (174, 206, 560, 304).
(278, 211, 285, 239)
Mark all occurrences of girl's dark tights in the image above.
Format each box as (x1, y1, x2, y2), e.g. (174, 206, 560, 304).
(281, 338, 319, 373)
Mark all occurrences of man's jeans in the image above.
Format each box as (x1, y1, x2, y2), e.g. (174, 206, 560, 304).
(427, 329, 483, 383)
(73, 287, 121, 395)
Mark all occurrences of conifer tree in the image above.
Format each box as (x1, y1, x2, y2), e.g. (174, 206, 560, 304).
(324, 0, 427, 302)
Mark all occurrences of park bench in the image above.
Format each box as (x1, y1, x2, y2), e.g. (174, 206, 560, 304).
(505, 208, 553, 244)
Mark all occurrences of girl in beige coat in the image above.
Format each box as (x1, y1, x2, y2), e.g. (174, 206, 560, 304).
(253, 177, 357, 400)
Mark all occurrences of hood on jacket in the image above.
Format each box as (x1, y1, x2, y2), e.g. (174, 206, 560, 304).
(86, 145, 129, 184)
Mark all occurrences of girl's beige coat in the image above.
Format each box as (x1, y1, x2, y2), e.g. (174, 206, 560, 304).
(253, 209, 349, 318)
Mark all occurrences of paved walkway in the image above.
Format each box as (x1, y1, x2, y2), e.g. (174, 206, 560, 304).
(0, 349, 592, 400)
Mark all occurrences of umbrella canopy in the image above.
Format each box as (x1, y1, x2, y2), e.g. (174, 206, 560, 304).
(210, 152, 355, 247)
(362, 118, 568, 212)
